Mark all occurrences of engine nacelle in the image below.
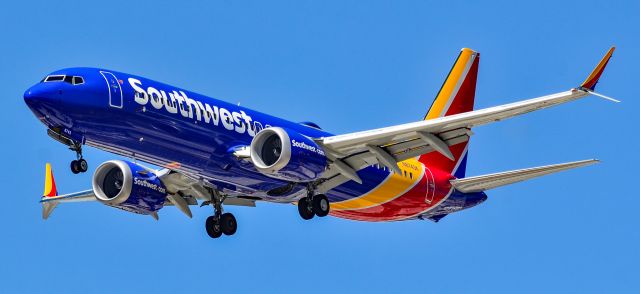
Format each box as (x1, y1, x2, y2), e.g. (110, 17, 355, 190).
(92, 160, 167, 215)
(250, 127, 328, 182)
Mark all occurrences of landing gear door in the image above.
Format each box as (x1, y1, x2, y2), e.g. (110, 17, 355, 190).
(100, 71, 123, 108)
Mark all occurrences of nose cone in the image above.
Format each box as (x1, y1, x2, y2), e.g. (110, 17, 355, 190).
(24, 84, 59, 109)
(24, 84, 65, 126)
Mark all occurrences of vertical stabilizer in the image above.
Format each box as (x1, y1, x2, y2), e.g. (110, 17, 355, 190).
(418, 48, 479, 176)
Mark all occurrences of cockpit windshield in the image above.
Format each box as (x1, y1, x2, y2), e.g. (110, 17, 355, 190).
(42, 75, 84, 85)
(44, 75, 64, 82)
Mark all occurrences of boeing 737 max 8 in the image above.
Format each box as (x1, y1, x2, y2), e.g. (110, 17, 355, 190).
(24, 47, 616, 238)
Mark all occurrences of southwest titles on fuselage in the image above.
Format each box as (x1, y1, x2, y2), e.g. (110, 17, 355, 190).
(128, 78, 266, 137)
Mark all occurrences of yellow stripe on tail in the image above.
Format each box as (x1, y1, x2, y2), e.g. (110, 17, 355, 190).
(424, 48, 479, 120)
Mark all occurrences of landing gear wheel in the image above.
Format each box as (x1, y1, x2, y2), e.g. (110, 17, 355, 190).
(77, 159, 88, 173)
(298, 197, 315, 220)
(70, 160, 80, 174)
(220, 213, 237, 236)
(312, 194, 330, 217)
(69, 142, 86, 174)
(205, 216, 223, 238)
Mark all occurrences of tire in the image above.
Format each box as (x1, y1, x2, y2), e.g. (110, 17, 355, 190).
(205, 216, 223, 238)
(70, 160, 80, 174)
(78, 159, 88, 173)
(297, 197, 315, 220)
(220, 213, 237, 236)
(312, 194, 330, 217)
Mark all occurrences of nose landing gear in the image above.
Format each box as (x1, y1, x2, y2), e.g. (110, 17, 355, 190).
(70, 158, 88, 174)
(69, 143, 88, 174)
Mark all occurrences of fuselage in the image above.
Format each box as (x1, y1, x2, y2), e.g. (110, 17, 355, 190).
(24, 67, 486, 222)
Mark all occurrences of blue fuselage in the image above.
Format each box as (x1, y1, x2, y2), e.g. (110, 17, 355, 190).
(24, 67, 391, 202)
(25, 67, 487, 222)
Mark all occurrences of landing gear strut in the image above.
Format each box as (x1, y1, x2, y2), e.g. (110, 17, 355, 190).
(205, 188, 237, 239)
(298, 185, 330, 220)
(69, 143, 88, 174)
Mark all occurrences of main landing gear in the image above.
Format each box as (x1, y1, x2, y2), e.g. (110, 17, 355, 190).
(69, 142, 88, 174)
(205, 189, 238, 239)
(298, 187, 330, 220)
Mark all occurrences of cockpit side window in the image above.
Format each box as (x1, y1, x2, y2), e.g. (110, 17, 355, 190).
(72, 76, 84, 85)
(44, 75, 65, 82)
(64, 76, 73, 84)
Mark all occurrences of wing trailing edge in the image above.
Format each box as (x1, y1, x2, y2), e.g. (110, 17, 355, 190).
(450, 159, 599, 193)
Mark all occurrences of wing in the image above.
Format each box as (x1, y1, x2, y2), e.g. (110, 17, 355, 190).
(315, 47, 615, 192)
(40, 164, 255, 220)
(41, 189, 96, 219)
(322, 88, 588, 154)
(157, 169, 256, 219)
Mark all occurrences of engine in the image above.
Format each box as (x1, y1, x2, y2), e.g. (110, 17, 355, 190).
(250, 127, 328, 182)
(92, 160, 167, 215)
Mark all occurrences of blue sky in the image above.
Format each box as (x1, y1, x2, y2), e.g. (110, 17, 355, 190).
(1, 0, 638, 293)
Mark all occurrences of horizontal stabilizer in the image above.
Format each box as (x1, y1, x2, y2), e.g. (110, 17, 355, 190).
(450, 159, 599, 193)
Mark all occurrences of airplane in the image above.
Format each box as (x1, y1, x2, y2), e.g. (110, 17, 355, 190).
(25, 47, 616, 238)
